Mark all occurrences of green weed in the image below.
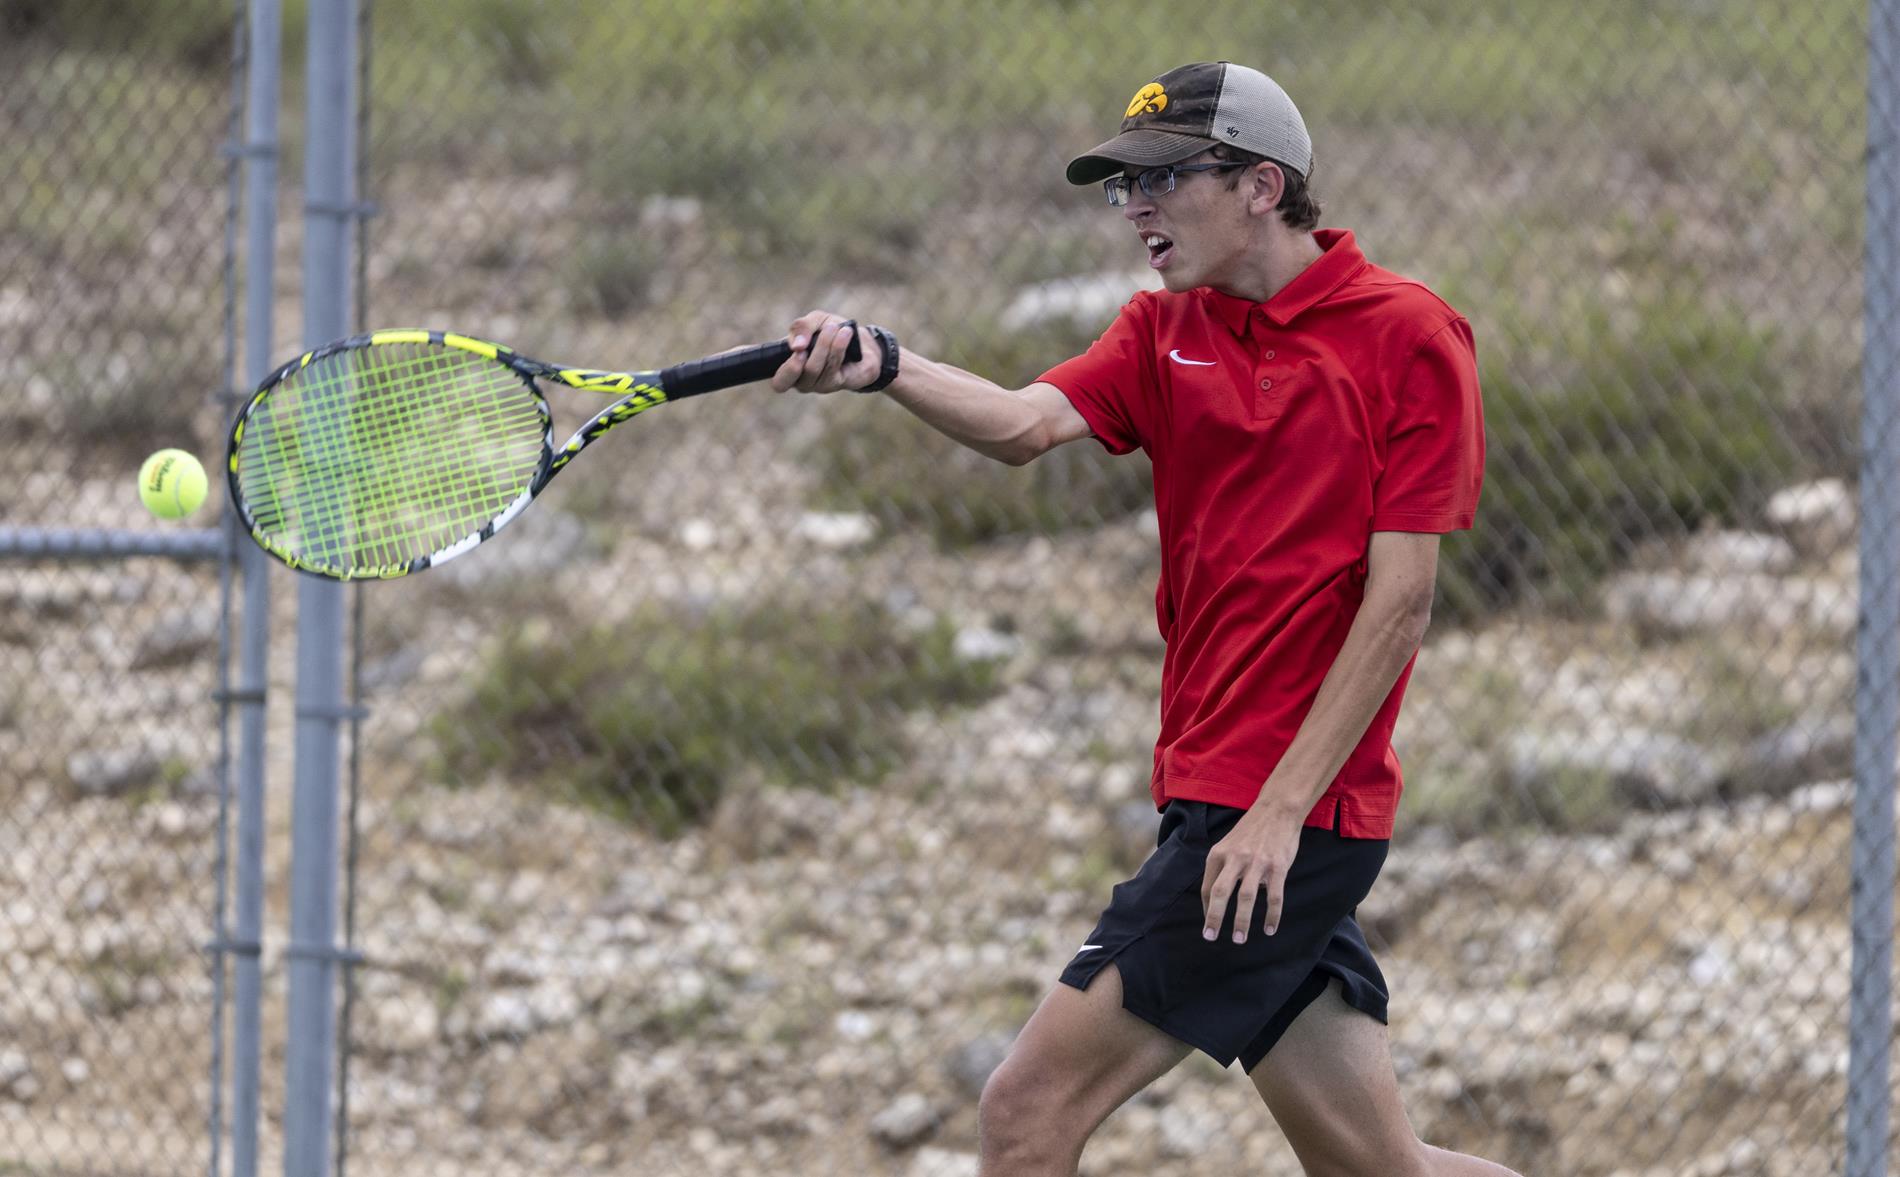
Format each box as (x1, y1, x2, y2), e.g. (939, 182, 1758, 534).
(433, 599, 1002, 836)
(3, 0, 238, 72)
(1436, 297, 1852, 624)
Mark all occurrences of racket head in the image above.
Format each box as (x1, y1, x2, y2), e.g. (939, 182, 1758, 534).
(226, 330, 554, 580)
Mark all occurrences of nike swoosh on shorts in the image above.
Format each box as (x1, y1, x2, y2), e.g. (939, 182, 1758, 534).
(1168, 349, 1216, 366)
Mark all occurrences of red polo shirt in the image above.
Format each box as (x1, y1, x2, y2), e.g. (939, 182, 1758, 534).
(1038, 229, 1483, 838)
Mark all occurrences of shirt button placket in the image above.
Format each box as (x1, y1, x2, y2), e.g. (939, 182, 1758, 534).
(1253, 329, 1279, 416)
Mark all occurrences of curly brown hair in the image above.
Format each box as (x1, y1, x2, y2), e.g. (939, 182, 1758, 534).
(1210, 143, 1321, 232)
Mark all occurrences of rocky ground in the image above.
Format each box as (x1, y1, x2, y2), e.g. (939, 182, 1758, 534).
(0, 448, 1882, 1175)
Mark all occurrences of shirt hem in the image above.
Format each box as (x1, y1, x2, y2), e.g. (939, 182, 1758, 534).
(1158, 772, 1396, 840)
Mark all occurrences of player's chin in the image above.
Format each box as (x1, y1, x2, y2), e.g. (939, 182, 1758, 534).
(1157, 263, 1198, 293)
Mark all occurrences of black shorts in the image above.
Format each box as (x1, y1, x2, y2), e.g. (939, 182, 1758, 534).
(1059, 799, 1389, 1073)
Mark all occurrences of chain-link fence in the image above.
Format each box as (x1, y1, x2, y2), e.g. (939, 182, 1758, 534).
(4, 0, 1896, 1173)
(0, 0, 241, 1170)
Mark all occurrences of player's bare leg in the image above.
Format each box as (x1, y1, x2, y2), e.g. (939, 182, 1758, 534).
(977, 962, 1191, 1177)
(1249, 979, 1525, 1177)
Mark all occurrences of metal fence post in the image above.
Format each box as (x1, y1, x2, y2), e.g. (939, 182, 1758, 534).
(226, 0, 283, 1172)
(1849, 0, 1900, 1172)
(283, 0, 358, 1173)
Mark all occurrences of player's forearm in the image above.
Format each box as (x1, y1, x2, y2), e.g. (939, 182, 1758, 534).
(881, 352, 1050, 466)
(1254, 596, 1432, 821)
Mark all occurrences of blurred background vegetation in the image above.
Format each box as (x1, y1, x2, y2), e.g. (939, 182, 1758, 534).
(1, 5, 1878, 1170)
(1, 0, 1866, 837)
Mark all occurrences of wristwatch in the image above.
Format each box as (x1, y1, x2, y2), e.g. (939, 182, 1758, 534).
(856, 324, 901, 393)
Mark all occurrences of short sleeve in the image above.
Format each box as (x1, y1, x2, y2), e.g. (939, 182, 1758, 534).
(1371, 317, 1485, 533)
(1035, 296, 1157, 456)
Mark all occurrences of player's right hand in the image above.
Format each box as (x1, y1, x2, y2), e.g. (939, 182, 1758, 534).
(772, 311, 884, 394)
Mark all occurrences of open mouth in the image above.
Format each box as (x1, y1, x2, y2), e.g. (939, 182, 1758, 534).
(1144, 232, 1175, 269)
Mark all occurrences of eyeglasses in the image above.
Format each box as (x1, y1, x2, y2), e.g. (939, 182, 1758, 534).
(1103, 161, 1249, 206)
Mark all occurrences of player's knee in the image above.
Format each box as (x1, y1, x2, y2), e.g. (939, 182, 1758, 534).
(976, 1062, 1040, 1140)
(977, 1058, 1073, 1159)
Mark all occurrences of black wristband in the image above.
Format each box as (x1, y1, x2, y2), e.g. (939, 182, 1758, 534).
(856, 324, 900, 393)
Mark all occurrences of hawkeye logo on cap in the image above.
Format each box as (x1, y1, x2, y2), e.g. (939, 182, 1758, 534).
(1125, 82, 1168, 118)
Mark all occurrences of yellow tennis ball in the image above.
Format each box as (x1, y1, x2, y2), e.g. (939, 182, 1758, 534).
(138, 449, 209, 520)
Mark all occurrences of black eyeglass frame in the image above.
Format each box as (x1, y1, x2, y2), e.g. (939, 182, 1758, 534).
(1103, 161, 1251, 206)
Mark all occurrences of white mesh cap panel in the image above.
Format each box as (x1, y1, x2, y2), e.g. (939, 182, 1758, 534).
(1212, 63, 1313, 176)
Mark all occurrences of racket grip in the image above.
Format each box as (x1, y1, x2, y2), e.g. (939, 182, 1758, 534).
(660, 328, 863, 398)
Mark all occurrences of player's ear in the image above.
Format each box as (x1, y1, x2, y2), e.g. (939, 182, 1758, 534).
(1249, 161, 1286, 216)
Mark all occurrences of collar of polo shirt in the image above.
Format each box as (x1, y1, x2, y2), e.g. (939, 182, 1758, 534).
(1199, 229, 1370, 333)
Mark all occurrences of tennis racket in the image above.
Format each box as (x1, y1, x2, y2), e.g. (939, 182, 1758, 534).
(226, 326, 858, 581)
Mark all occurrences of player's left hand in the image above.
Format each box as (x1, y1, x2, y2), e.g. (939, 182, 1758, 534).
(1200, 804, 1304, 945)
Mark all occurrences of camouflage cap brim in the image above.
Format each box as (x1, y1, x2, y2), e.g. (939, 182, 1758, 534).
(1065, 128, 1219, 186)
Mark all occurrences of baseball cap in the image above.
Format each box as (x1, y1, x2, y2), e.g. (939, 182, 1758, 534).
(1065, 61, 1313, 186)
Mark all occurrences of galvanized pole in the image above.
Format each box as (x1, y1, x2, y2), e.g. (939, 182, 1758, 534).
(1848, 0, 1900, 1172)
(283, 0, 357, 1172)
(228, 0, 282, 1171)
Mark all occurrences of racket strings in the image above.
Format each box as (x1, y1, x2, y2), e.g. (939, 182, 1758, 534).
(235, 343, 548, 571)
(295, 347, 542, 566)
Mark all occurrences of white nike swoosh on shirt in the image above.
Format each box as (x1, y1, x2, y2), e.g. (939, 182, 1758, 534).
(1168, 349, 1217, 367)
(1076, 944, 1103, 952)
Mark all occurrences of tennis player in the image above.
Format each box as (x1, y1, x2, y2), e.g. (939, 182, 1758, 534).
(773, 61, 1519, 1177)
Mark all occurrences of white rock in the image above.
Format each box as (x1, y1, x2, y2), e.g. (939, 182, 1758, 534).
(993, 726, 1058, 761)
(679, 518, 719, 551)
(1765, 478, 1856, 558)
(749, 1093, 805, 1136)
(1789, 780, 1851, 813)
(0, 286, 34, 329)
(1506, 724, 1723, 806)
(369, 996, 441, 1053)
(1423, 1067, 1465, 1102)
(1687, 946, 1731, 987)
(870, 1091, 939, 1148)
(834, 1010, 877, 1041)
(793, 511, 878, 549)
(998, 271, 1157, 332)
(908, 1148, 979, 1177)
(1602, 571, 1854, 636)
(1680, 529, 1797, 575)
(474, 991, 536, 1039)
(1098, 763, 1143, 802)
(1157, 1111, 1207, 1159)
(1042, 802, 1096, 848)
(78, 879, 110, 913)
(150, 802, 197, 838)
(640, 195, 703, 230)
(953, 626, 1022, 663)
(67, 747, 162, 797)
